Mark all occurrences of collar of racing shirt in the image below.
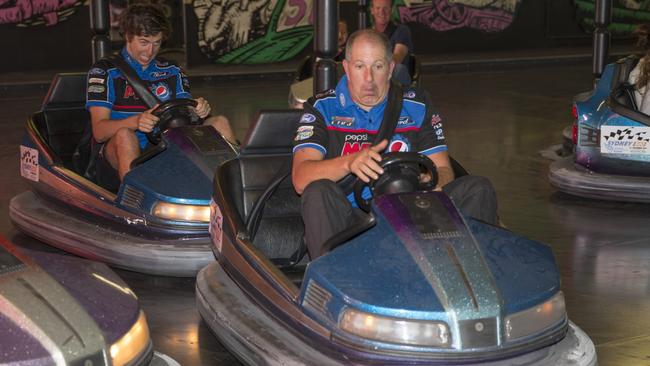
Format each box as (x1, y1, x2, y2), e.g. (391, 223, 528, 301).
(120, 47, 155, 79)
(334, 75, 389, 127)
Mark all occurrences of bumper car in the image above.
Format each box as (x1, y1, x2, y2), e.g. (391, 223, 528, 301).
(0, 235, 178, 365)
(10, 73, 238, 276)
(196, 111, 596, 365)
(549, 55, 650, 202)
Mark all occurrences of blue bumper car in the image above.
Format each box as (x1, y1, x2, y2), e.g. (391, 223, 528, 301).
(549, 56, 650, 202)
(0, 235, 178, 365)
(196, 112, 596, 365)
(10, 73, 238, 276)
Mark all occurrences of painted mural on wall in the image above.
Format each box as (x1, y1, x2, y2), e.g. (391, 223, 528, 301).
(574, 0, 650, 35)
(194, 0, 313, 64)
(0, 0, 83, 26)
(395, 0, 521, 33)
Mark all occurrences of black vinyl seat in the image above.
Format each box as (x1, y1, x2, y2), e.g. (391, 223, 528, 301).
(32, 73, 89, 172)
(219, 110, 305, 260)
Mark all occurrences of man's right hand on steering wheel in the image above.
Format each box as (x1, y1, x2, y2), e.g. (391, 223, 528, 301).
(135, 105, 159, 133)
(346, 139, 388, 182)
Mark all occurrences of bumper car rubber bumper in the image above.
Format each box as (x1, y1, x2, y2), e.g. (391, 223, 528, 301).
(9, 191, 214, 277)
(196, 262, 597, 366)
(549, 157, 650, 203)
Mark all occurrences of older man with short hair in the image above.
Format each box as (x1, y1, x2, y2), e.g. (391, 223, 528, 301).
(292, 29, 498, 260)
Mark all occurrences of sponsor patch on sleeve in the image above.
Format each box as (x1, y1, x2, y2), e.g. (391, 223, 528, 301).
(88, 85, 105, 93)
(88, 77, 105, 84)
(432, 118, 445, 140)
(89, 67, 106, 75)
(295, 130, 314, 141)
(297, 125, 314, 133)
(300, 113, 316, 123)
(403, 90, 416, 99)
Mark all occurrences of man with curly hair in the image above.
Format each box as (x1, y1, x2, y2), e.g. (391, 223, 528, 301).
(86, 3, 236, 187)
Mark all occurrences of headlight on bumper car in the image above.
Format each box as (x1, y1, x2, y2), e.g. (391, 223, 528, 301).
(110, 311, 150, 366)
(505, 291, 566, 341)
(339, 308, 450, 347)
(152, 202, 211, 222)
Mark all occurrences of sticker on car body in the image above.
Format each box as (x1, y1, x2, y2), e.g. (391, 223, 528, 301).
(209, 200, 223, 253)
(20, 146, 38, 182)
(600, 126, 650, 155)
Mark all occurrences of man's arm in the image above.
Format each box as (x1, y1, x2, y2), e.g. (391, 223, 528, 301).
(89, 106, 158, 143)
(427, 150, 454, 190)
(391, 24, 412, 64)
(393, 43, 409, 64)
(292, 140, 388, 194)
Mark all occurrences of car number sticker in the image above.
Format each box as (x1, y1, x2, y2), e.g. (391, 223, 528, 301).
(209, 199, 223, 253)
(20, 146, 39, 182)
(600, 126, 650, 155)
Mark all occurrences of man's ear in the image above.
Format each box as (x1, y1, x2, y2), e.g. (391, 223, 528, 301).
(342, 59, 349, 75)
(389, 60, 395, 77)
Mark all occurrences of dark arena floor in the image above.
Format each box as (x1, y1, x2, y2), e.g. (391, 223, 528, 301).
(2, 63, 650, 365)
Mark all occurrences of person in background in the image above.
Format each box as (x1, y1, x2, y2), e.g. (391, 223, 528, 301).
(334, 20, 349, 62)
(370, 0, 413, 85)
(629, 23, 650, 115)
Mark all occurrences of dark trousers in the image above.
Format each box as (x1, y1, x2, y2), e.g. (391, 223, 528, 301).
(301, 175, 498, 260)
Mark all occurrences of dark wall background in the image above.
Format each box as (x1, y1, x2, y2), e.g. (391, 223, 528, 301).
(0, 4, 92, 72)
(406, 0, 591, 54)
(0, 0, 184, 73)
(0, 0, 638, 73)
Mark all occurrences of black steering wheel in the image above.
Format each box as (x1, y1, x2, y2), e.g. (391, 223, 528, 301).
(146, 98, 199, 145)
(353, 152, 438, 212)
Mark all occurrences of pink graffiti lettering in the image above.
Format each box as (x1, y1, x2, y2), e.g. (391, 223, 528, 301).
(0, 0, 80, 26)
(398, 0, 515, 33)
(284, 0, 306, 27)
(283, 0, 314, 27)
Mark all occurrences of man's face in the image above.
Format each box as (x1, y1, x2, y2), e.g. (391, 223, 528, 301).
(342, 36, 394, 110)
(126, 33, 163, 67)
(338, 21, 348, 48)
(371, 0, 392, 29)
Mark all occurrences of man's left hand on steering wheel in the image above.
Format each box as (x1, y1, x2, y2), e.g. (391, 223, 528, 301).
(353, 151, 438, 212)
(146, 98, 198, 145)
(193, 97, 211, 119)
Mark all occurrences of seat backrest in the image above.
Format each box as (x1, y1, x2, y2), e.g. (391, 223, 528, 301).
(34, 73, 90, 169)
(223, 110, 304, 259)
(240, 109, 303, 155)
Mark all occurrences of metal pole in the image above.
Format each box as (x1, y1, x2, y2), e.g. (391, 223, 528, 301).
(90, 0, 111, 62)
(358, 0, 367, 30)
(592, 0, 612, 78)
(314, 0, 338, 94)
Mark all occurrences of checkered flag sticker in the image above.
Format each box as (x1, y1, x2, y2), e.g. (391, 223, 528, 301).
(603, 128, 650, 142)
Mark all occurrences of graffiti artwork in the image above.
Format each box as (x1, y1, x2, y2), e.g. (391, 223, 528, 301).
(194, 0, 313, 64)
(0, 0, 83, 26)
(574, 0, 650, 35)
(395, 0, 520, 33)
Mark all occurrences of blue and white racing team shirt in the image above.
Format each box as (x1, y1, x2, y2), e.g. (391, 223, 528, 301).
(85, 48, 192, 148)
(292, 75, 447, 203)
